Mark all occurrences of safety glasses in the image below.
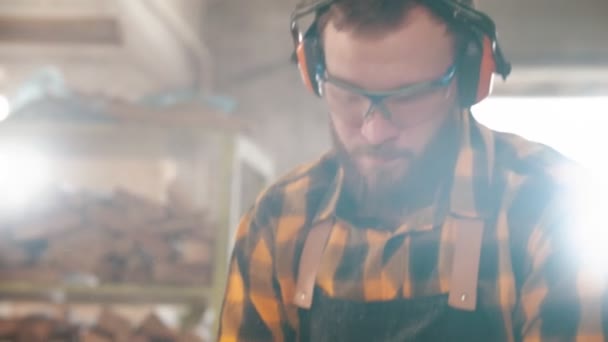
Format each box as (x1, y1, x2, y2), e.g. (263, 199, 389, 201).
(320, 64, 457, 127)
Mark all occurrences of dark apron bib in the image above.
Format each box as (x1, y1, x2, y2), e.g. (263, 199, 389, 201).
(298, 286, 503, 342)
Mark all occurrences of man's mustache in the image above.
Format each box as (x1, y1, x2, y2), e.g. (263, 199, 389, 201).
(351, 143, 415, 160)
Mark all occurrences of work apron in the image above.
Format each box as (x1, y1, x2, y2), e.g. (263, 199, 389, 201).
(297, 288, 504, 342)
(293, 213, 508, 342)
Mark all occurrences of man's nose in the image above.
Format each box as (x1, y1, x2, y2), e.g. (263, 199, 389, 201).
(360, 109, 400, 146)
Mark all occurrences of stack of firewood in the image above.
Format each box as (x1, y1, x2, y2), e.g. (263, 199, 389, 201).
(0, 310, 205, 341)
(0, 315, 78, 341)
(0, 187, 216, 287)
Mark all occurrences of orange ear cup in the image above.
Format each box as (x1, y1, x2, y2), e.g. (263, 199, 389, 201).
(475, 36, 497, 104)
(296, 43, 316, 94)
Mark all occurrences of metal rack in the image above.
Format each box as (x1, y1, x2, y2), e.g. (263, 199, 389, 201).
(0, 95, 275, 337)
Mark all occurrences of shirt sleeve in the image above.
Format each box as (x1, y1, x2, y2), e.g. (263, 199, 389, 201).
(217, 208, 288, 342)
(518, 180, 607, 341)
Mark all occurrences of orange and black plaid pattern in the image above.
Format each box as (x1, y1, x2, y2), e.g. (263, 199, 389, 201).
(218, 112, 607, 342)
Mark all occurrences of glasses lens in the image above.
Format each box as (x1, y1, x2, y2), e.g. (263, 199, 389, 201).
(383, 87, 450, 126)
(324, 81, 371, 125)
(324, 79, 450, 127)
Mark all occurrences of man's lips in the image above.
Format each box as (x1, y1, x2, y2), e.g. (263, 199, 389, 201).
(359, 154, 401, 166)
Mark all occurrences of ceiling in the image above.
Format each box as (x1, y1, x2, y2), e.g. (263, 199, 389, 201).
(206, 0, 608, 96)
(0, 0, 605, 99)
(478, 0, 608, 95)
(0, 0, 210, 105)
(479, 0, 608, 66)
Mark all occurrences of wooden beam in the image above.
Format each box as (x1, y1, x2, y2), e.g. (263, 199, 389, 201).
(0, 282, 210, 304)
(0, 16, 121, 44)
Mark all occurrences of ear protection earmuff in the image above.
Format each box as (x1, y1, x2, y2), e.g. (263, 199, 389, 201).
(290, 0, 511, 107)
(293, 22, 325, 96)
(290, 1, 330, 97)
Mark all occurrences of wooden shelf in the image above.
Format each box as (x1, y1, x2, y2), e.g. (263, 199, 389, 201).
(0, 282, 211, 304)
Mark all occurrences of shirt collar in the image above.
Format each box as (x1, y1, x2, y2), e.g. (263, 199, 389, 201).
(450, 109, 495, 219)
(312, 161, 344, 225)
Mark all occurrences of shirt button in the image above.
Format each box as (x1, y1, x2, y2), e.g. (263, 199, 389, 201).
(460, 293, 468, 302)
(299, 292, 307, 301)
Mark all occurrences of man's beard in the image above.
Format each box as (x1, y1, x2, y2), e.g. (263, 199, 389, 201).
(332, 114, 460, 222)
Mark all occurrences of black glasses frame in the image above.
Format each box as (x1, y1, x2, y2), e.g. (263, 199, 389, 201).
(320, 65, 457, 122)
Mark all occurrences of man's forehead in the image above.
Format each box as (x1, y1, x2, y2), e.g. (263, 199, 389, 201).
(297, 0, 475, 8)
(322, 5, 455, 89)
(322, 4, 454, 46)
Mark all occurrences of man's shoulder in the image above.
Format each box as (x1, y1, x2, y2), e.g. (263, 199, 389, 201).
(492, 129, 580, 184)
(248, 152, 339, 224)
(264, 151, 338, 199)
(274, 152, 337, 188)
(490, 129, 585, 218)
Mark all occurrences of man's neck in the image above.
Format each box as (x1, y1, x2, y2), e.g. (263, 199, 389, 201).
(336, 114, 462, 230)
(337, 170, 448, 230)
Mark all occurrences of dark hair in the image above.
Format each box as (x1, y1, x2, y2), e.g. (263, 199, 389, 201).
(317, 0, 472, 42)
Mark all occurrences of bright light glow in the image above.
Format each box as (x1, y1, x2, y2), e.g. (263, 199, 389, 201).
(473, 97, 608, 172)
(473, 97, 608, 280)
(560, 170, 608, 285)
(0, 95, 10, 122)
(0, 144, 51, 212)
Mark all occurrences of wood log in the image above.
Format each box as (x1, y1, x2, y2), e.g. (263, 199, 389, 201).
(107, 233, 136, 257)
(158, 213, 216, 242)
(166, 179, 198, 218)
(95, 255, 127, 283)
(0, 186, 217, 286)
(0, 318, 19, 337)
(0, 314, 199, 341)
(154, 214, 205, 235)
(175, 239, 212, 266)
(84, 202, 132, 233)
(0, 240, 29, 267)
(12, 210, 82, 242)
(96, 309, 132, 342)
(179, 332, 205, 342)
(136, 313, 177, 339)
(80, 330, 114, 342)
(113, 188, 168, 224)
(43, 229, 112, 274)
(131, 232, 173, 262)
(15, 316, 55, 341)
(122, 249, 153, 284)
(129, 334, 151, 342)
(0, 267, 61, 283)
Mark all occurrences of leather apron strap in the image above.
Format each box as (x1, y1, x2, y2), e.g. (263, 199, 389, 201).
(293, 220, 334, 309)
(446, 215, 484, 311)
(446, 112, 494, 311)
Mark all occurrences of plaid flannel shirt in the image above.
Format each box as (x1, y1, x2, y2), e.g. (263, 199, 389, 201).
(218, 111, 607, 341)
